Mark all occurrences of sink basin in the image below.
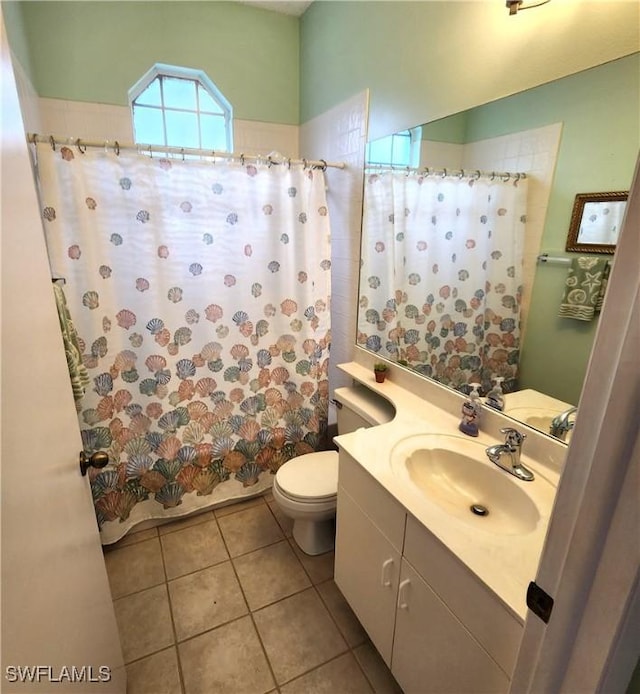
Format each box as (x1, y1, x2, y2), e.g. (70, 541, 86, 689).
(390, 434, 540, 535)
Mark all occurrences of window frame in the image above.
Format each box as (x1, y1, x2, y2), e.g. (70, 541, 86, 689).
(128, 63, 233, 152)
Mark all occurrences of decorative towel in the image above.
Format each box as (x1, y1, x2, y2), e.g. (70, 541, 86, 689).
(558, 257, 611, 321)
(53, 283, 90, 400)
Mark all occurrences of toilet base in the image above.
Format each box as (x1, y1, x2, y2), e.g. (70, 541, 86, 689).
(292, 517, 336, 556)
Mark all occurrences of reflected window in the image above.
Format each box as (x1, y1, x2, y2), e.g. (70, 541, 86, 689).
(366, 127, 422, 167)
(129, 64, 233, 151)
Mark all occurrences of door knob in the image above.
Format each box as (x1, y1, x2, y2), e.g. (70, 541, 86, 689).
(79, 450, 109, 476)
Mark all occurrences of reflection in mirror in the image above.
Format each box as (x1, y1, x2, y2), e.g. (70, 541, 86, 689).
(357, 55, 639, 443)
(565, 191, 628, 254)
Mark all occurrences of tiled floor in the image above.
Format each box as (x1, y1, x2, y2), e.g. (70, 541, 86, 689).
(104, 492, 403, 694)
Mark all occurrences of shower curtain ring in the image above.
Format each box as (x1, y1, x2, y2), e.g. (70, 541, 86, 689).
(76, 138, 86, 154)
(474, 170, 481, 180)
(502, 172, 510, 182)
(240, 153, 245, 166)
(30, 132, 38, 144)
(319, 159, 327, 171)
(491, 171, 496, 181)
(148, 144, 153, 159)
(287, 158, 291, 170)
(267, 155, 273, 168)
(441, 168, 447, 178)
(457, 169, 465, 179)
(181, 148, 185, 161)
(114, 141, 120, 156)
(49, 135, 56, 151)
(302, 158, 308, 169)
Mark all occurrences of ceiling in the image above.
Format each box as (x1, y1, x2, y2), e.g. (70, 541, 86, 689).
(235, 0, 314, 16)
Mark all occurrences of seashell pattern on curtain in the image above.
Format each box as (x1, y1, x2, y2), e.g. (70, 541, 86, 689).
(358, 171, 527, 394)
(37, 143, 331, 544)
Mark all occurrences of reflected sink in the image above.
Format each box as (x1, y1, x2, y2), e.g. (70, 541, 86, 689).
(390, 434, 540, 535)
(507, 407, 573, 442)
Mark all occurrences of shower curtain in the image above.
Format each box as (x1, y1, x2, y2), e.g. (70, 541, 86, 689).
(36, 143, 331, 544)
(359, 170, 527, 393)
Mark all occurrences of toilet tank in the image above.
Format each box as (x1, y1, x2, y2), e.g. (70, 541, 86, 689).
(333, 385, 395, 434)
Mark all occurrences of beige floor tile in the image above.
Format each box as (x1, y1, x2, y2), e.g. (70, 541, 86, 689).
(105, 527, 158, 550)
(104, 538, 165, 599)
(214, 495, 266, 518)
(161, 519, 228, 580)
(267, 499, 294, 537)
(113, 584, 174, 664)
(179, 615, 275, 694)
(218, 505, 284, 557)
(289, 540, 335, 584)
(168, 562, 248, 641)
(353, 642, 403, 694)
(157, 510, 215, 536)
(253, 588, 348, 685)
(233, 540, 310, 610)
(125, 647, 182, 694)
(280, 653, 374, 694)
(317, 580, 368, 647)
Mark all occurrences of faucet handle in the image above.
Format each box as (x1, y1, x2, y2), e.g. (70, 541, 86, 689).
(500, 427, 526, 448)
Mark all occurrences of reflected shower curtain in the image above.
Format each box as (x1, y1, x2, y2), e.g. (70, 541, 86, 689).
(358, 170, 527, 393)
(37, 143, 331, 543)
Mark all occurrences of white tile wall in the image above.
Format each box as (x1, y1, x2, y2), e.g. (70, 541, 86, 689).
(34, 99, 299, 158)
(462, 123, 563, 339)
(300, 91, 369, 423)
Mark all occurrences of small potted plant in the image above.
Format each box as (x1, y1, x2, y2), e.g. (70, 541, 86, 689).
(373, 362, 388, 383)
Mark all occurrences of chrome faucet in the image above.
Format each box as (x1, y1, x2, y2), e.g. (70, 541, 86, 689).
(549, 406, 577, 440)
(486, 427, 534, 482)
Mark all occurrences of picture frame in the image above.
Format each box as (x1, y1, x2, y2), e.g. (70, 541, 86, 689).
(565, 191, 628, 254)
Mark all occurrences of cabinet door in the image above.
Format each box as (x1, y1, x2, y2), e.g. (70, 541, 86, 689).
(335, 488, 401, 665)
(392, 559, 510, 694)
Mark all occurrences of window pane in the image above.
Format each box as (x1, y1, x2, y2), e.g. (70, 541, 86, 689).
(165, 110, 199, 149)
(367, 136, 393, 165)
(133, 105, 165, 145)
(198, 86, 224, 115)
(200, 114, 228, 150)
(392, 133, 411, 167)
(162, 76, 197, 110)
(136, 77, 162, 106)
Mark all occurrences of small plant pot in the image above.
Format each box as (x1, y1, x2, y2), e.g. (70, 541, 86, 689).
(374, 370, 386, 383)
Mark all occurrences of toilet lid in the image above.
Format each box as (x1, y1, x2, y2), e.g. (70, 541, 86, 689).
(275, 451, 339, 501)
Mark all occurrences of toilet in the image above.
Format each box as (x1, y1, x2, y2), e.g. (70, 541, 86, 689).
(272, 384, 395, 555)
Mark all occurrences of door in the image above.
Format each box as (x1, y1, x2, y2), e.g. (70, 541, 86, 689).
(334, 487, 401, 665)
(392, 559, 509, 694)
(1, 14, 125, 692)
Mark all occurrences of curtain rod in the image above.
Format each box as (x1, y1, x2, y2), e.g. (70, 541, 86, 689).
(28, 134, 346, 170)
(365, 163, 527, 181)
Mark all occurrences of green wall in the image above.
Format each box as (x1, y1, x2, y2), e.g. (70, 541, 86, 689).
(14, 1, 299, 124)
(467, 55, 640, 404)
(301, 1, 639, 141)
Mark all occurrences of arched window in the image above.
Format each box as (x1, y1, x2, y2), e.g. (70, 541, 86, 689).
(129, 64, 233, 151)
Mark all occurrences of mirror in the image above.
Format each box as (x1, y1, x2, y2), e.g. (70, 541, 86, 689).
(565, 191, 628, 254)
(357, 56, 639, 442)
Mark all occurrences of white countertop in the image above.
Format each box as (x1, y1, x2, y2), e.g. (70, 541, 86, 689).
(334, 361, 561, 623)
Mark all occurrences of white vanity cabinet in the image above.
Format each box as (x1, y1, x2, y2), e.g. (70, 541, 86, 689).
(335, 450, 521, 694)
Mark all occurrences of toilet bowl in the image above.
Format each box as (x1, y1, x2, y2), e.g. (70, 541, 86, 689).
(272, 450, 339, 556)
(271, 384, 396, 555)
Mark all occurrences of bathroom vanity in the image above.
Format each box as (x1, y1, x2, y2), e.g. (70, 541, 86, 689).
(333, 360, 565, 693)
